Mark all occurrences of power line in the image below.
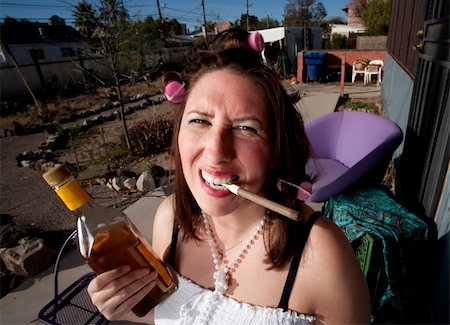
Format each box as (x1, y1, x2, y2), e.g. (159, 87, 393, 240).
(0, 1, 242, 27)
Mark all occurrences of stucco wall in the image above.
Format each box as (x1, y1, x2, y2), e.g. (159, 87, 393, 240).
(381, 53, 414, 156)
(357, 36, 388, 50)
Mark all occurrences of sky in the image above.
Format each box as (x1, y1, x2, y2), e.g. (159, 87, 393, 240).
(0, 0, 349, 32)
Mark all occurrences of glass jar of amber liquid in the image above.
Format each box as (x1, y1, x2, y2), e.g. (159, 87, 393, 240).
(43, 164, 177, 317)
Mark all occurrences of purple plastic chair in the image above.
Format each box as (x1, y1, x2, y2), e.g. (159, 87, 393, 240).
(304, 111, 403, 202)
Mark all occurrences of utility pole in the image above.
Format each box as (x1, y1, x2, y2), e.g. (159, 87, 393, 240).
(267, 14, 270, 28)
(202, 0, 209, 46)
(155, 0, 166, 37)
(156, 0, 163, 21)
(246, 0, 250, 31)
(155, 0, 165, 64)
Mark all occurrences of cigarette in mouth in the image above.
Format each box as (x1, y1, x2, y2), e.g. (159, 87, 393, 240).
(222, 183, 299, 221)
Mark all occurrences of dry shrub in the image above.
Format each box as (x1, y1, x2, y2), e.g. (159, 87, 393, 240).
(125, 119, 173, 157)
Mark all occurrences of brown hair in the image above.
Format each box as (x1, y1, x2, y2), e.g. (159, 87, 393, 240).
(210, 28, 259, 53)
(170, 48, 311, 269)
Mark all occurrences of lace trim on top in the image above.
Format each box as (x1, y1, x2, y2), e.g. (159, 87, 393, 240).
(155, 273, 316, 325)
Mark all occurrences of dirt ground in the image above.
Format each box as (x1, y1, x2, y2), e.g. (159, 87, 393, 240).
(0, 80, 173, 233)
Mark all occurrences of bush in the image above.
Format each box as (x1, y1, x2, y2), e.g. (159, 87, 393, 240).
(325, 34, 349, 49)
(124, 119, 173, 157)
(344, 101, 376, 110)
(104, 142, 134, 171)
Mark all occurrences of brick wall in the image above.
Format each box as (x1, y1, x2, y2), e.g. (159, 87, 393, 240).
(297, 50, 386, 83)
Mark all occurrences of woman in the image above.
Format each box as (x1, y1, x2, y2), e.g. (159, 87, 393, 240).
(88, 33, 370, 325)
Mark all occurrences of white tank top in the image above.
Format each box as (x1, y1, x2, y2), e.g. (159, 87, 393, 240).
(155, 274, 316, 325)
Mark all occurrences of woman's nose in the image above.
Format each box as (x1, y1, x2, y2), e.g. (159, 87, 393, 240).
(204, 128, 234, 164)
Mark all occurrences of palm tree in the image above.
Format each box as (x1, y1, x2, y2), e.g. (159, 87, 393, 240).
(73, 1, 98, 38)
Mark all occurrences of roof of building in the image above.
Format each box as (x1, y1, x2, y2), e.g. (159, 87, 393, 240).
(0, 22, 84, 46)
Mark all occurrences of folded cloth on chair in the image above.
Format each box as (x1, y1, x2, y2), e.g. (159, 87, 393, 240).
(324, 188, 437, 324)
(366, 64, 381, 72)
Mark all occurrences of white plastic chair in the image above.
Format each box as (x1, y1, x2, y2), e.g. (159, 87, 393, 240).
(352, 61, 366, 83)
(364, 60, 384, 85)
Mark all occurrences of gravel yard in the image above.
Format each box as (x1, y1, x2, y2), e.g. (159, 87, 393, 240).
(1, 81, 173, 233)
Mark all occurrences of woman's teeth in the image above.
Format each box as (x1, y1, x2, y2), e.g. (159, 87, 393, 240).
(201, 171, 238, 190)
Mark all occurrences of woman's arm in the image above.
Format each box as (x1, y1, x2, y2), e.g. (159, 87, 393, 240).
(304, 217, 371, 324)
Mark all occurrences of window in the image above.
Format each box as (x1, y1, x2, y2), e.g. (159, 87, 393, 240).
(29, 48, 45, 60)
(61, 47, 76, 57)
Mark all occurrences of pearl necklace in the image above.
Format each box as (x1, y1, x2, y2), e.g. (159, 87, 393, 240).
(202, 211, 268, 295)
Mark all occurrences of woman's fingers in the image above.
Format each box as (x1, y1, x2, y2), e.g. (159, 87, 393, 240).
(104, 272, 158, 318)
(88, 265, 131, 292)
(87, 266, 158, 320)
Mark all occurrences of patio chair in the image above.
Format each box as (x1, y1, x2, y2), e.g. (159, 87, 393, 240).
(304, 111, 403, 202)
(364, 60, 384, 85)
(38, 230, 109, 325)
(352, 60, 366, 83)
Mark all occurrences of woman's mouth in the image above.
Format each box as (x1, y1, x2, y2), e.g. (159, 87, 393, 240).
(201, 171, 239, 190)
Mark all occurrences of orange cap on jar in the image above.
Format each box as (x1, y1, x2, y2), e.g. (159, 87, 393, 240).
(43, 165, 91, 211)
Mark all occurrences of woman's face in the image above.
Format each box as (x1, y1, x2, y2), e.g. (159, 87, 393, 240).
(178, 69, 272, 216)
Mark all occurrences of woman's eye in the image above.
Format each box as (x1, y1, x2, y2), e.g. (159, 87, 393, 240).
(189, 118, 210, 125)
(234, 125, 259, 135)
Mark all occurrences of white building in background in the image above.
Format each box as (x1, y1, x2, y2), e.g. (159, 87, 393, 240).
(330, 24, 366, 38)
(0, 17, 107, 99)
(331, 2, 367, 38)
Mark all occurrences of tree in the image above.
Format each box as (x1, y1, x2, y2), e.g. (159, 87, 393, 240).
(97, 0, 134, 150)
(325, 33, 348, 49)
(164, 18, 183, 36)
(134, 17, 159, 44)
(235, 14, 259, 31)
(361, 0, 391, 35)
(284, 0, 327, 27)
(72, 0, 134, 151)
(257, 16, 281, 29)
(73, 1, 98, 38)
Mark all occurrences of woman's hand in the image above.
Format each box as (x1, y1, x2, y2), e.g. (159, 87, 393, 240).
(87, 265, 158, 322)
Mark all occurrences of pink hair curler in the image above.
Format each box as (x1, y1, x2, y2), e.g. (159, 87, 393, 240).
(247, 32, 265, 52)
(277, 179, 312, 201)
(165, 80, 186, 103)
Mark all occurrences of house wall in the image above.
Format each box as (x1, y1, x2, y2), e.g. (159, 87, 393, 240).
(1, 57, 111, 98)
(387, 0, 426, 77)
(347, 2, 365, 27)
(357, 36, 388, 50)
(0, 42, 112, 98)
(385, 1, 449, 322)
(297, 50, 386, 83)
(381, 53, 414, 155)
(1, 41, 192, 98)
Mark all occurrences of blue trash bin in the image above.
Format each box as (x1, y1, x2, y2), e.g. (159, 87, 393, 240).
(304, 52, 327, 82)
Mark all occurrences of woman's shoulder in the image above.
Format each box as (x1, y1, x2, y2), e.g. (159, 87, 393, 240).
(298, 211, 371, 323)
(305, 213, 356, 267)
